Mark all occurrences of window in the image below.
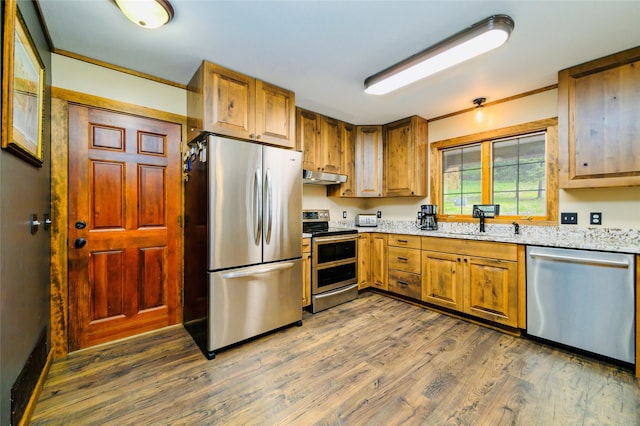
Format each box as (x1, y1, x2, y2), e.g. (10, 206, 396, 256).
(431, 119, 558, 224)
(492, 132, 546, 216)
(442, 145, 482, 215)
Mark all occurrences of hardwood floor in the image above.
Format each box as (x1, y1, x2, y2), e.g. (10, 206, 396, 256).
(31, 292, 640, 425)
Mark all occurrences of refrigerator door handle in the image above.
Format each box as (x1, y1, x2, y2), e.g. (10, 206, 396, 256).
(254, 168, 263, 244)
(222, 261, 296, 279)
(265, 169, 273, 244)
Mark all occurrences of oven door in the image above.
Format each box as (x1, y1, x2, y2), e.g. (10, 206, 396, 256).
(312, 234, 358, 294)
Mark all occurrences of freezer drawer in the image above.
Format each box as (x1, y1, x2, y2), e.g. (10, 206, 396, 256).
(208, 259, 302, 354)
(526, 246, 635, 363)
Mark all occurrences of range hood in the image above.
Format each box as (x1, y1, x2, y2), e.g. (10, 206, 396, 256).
(303, 169, 348, 185)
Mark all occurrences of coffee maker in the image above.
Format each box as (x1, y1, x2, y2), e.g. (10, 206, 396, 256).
(417, 204, 438, 230)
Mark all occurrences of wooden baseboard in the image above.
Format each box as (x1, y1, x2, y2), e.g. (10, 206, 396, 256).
(18, 350, 53, 426)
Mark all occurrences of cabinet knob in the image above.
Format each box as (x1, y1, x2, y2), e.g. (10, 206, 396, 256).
(256, 134, 261, 140)
(250, 133, 255, 138)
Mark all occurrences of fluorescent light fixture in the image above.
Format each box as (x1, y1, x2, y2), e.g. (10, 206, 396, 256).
(115, 0, 174, 29)
(364, 15, 514, 95)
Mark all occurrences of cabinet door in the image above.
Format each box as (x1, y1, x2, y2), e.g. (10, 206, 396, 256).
(559, 47, 640, 188)
(357, 233, 370, 289)
(384, 116, 428, 197)
(421, 251, 463, 311)
(255, 81, 295, 148)
(355, 126, 383, 197)
(318, 116, 342, 173)
(327, 121, 356, 197)
(302, 238, 311, 307)
(296, 108, 320, 170)
(370, 233, 387, 290)
(464, 257, 518, 327)
(206, 63, 255, 140)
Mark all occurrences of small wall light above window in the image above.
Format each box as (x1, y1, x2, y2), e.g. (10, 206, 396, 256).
(115, 0, 174, 29)
(473, 97, 486, 123)
(364, 15, 514, 95)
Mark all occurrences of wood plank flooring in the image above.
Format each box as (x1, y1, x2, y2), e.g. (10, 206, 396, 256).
(31, 292, 640, 425)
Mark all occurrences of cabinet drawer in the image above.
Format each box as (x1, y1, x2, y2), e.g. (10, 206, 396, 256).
(388, 269, 421, 299)
(388, 234, 421, 249)
(388, 246, 420, 273)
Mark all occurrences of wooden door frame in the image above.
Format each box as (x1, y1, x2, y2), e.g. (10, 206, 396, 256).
(50, 87, 186, 358)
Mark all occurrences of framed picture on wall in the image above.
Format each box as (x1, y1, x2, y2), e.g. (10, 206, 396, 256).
(2, 0, 45, 166)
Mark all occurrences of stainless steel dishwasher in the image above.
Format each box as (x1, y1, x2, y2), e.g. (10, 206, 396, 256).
(527, 246, 635, 364)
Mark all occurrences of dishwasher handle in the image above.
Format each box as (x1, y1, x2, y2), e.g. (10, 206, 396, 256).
(528, 251, 630, 268)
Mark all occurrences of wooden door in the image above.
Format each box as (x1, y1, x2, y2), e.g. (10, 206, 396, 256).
(319, 116, 342, 173)
(464, 257, 518, 327)
(421, 251, 463, 311)
(370, 233, 387, 290)
(255, 80, 295, 148)
(355, 126, 383, 197)
(68, 105, 181, 351)
(296, 108, 321, 170)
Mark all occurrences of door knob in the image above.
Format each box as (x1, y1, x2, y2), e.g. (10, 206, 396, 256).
(74, 238, 87, 248)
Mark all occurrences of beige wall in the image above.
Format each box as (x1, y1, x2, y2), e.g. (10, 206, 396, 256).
(50, 56, 640, 230)
(51, 54, 186, 116)
(316, 88, 640, 230)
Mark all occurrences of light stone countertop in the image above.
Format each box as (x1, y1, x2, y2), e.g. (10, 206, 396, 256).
(329, 219, 640, 255)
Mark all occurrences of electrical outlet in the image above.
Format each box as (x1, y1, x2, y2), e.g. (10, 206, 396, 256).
(342, 211, 347, 219)
(376, 211, 382, 218)
(560, 212, 578, 224)
(590, 212, 602, 225)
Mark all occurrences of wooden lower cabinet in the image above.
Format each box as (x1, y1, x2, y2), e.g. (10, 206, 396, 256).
(421, 237, 520, 328)
(357, 233, 371, 289)
(464, 256, 517, 326)
(387, 234, 422, 299)
(421, 251, 464, 311)
(302, 238, 311, 308)
(388, 269, 421, 299)
(370, 233, 388, 290)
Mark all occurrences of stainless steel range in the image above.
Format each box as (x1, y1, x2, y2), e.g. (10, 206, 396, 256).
(303, 210, 359, 313)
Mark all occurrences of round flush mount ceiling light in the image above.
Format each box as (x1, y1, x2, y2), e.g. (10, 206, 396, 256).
(115, 0, 174, 29)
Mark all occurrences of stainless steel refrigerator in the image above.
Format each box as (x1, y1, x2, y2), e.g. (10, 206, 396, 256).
(184, 133, 302, 359)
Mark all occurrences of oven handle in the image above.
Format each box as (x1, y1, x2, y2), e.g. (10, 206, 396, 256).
(313, 283, 359, 300)
(312, 234, 358, 244)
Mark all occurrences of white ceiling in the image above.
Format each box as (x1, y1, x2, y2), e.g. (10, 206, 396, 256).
(37, 1, 640, 125)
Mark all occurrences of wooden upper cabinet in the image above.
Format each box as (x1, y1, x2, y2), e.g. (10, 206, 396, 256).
(296, 108, 343, 173)
(558, 46, 640, 188)
(327, 121, 357, 197)
(255, 80, 296, 147)
(188, 61, 295, 148)
(296, 108, 321, 170)
(383, 115, 428, 197)
(319, 116, 342, 173)
(355, 125, 383, 197)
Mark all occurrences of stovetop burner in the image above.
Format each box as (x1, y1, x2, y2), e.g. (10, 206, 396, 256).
(303, 209, 358, 237)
